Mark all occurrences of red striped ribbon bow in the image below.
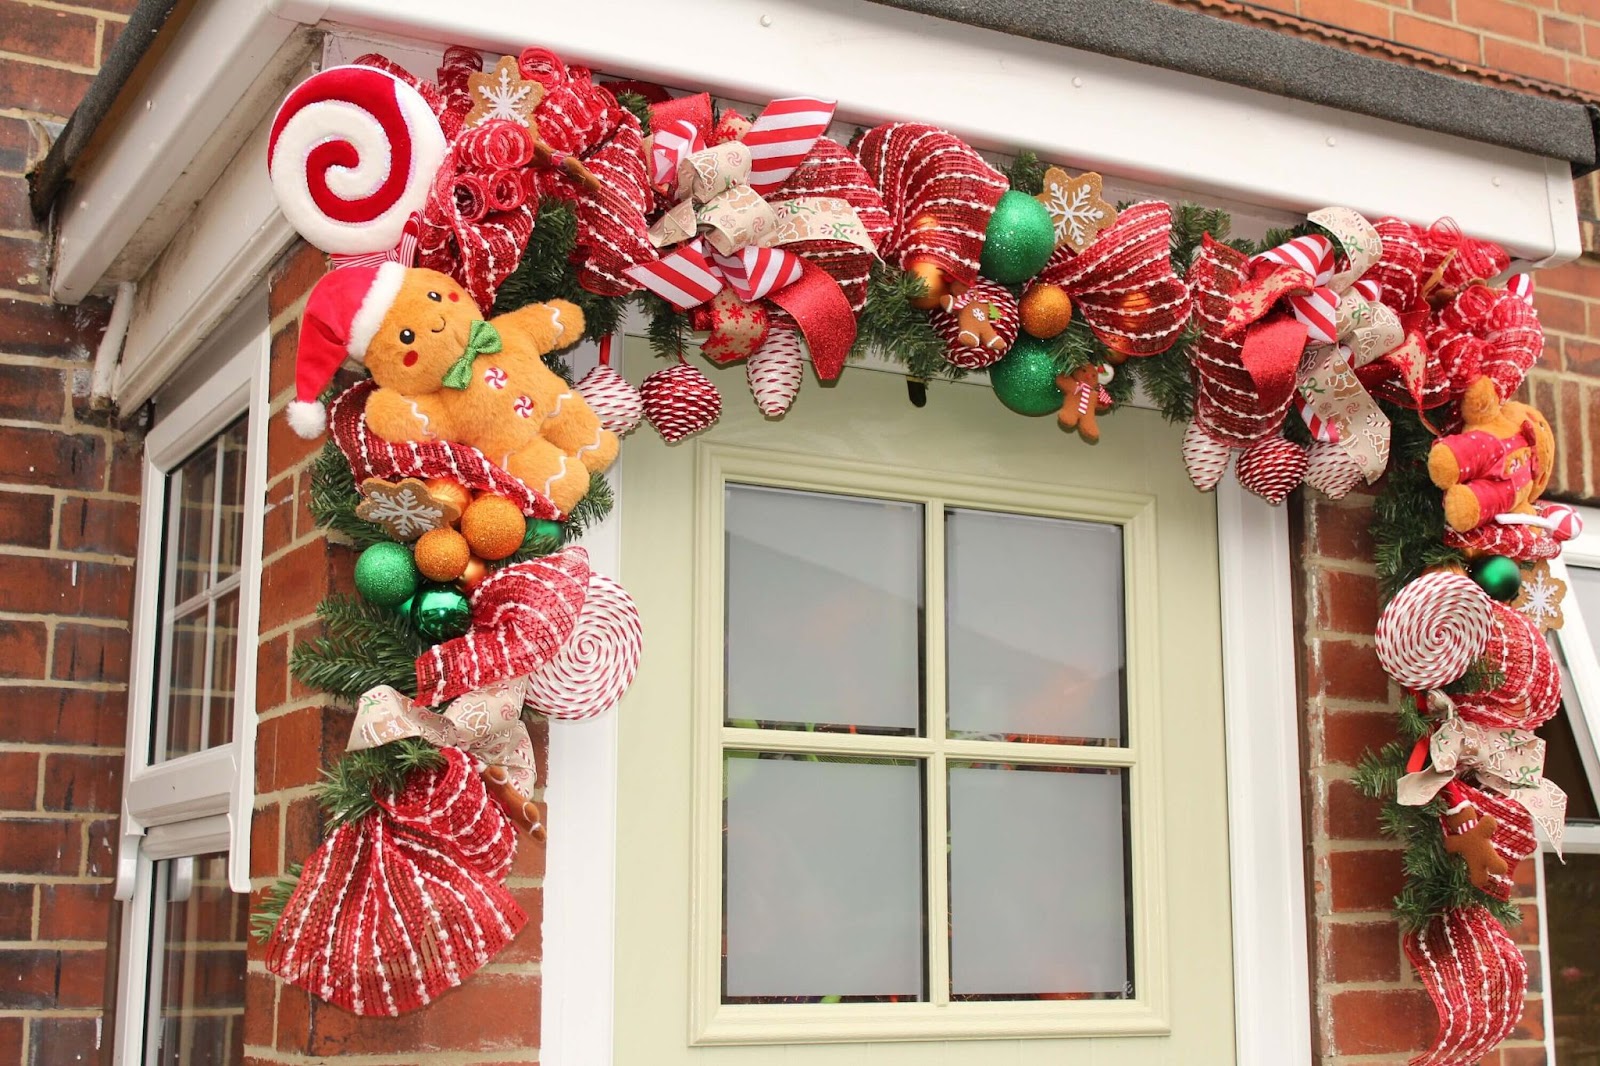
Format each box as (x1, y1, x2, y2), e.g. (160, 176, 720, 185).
(648, 96, 834, 196)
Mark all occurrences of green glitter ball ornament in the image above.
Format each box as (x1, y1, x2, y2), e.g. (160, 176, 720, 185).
(1471, 555, 1522, 602)
(978, 190, 1057, 284)
(353, 541, 419, 608)
(988, 336, 1065, 416)
(522, 518, 563, 555)
(411, 584, 473, 642)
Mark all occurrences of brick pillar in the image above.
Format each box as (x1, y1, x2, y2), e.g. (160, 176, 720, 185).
(0, 3, 148, 1063)
(244, 240, 547, 1061)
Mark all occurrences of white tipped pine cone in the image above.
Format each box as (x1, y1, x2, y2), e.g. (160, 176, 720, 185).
(1235, 436, 1308, 505)
(641, 362, 721, 444)
(1302, 440, 1364, 500)
(575, 364, 645, 435)
(747, 330, 804, 417)
(1182, 421, 1232, 492)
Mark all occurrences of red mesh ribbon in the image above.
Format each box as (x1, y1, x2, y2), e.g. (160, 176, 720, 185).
(856, 122, 1009, 285)
(1455, 600, 1562, 731)
(265, 748, 525, 1017)
(416, 546, 592, 707)
(1029, 201, 1190, 358)
(1426, 286, 1544, 402)
(1403, 906, 1527, 1066)
(1453, 782, 1537, 903)
(328, 381, 561, 520)
(1186, 236, 1286, 445)
(1444, 501, 1571, 561)
(764, 137, 892, 314)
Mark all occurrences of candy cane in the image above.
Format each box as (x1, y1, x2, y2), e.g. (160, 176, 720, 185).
(268, 66, 447, 255)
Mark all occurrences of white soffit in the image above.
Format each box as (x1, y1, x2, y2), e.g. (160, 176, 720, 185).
(278, 0, 1579, 265)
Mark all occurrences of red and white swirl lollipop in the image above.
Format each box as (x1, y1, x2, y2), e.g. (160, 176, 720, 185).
(268, 66, 447, 255)
(1375, 571, 1493, 692)
(524, 573, 643, 721)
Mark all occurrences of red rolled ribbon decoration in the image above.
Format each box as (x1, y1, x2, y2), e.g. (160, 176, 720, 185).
(1403, 906, 1527, 1066)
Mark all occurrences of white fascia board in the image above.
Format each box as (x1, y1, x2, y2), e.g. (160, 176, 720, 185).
(280, 0, 1578, 264)
(49, 0, 312, 304)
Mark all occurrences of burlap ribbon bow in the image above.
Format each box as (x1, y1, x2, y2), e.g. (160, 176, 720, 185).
(1397, 713, 1568, 854)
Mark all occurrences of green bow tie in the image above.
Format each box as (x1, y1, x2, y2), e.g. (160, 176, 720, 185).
(441, 320, 503, 390)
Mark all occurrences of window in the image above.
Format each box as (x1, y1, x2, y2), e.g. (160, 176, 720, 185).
(113, 291, 269, 1066)
(693, 448, 1166, 1043)
(1539, 505, 1600, 1065)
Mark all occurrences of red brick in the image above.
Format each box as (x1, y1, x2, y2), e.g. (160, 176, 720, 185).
(1412, 0, 1453, 17)
(1394, 14, 1484, 62)
(0, 685, 125, 746)
(0, 234, 45, 294)
(301, 973, 539, 1055)
(0, 425, 105, 489)
(1531, 290, 1587, 335)
(256, 706, 327, 793)
(266, 396, 331, 471)
(1556, 379, 1583, 493)
(0, 819, 80, 876)
(1458, 0, 1541, 38)
(261, 471, 296, 557)
(27, 1015, 103, 1066)
(1482, 36, 1568, 82)
(36, 882, 114, 942)
(83, 817, 117, 877)
(0, 882, 31, 939)
(269, 321, 301, 402)
(1545, 14, 1584, 51)
(1323, 708, 1395, 766)
(107, 434, 142, 496)
(0, 489, 52, 548)
(1330, 987, 1438, 1054)
(1309, 499, 1376, 561)
(1324, 919, 1402, 983)
(0, 58, 93, 119)
(1301, 0, 1392, 36)
(256, 631, 288, 711)
(0, 751, 38, 809)
(0, 555, 132, 619)
(0, 619, 48, 679)
(57, 494, 138, 557)
(1315, 568, 1380, 634)
(244, 970, 278, 1048)
(284, 794, 322, 861)
(250, 803, 281, 879)
(0, 4, 99, 67)
(1561, 0, 1600, 18)
(1328, 848, 1407, 911)
(1565, 337, 1600, 375)
(0, 948, 107, 1008)
(1513, 996, 1545, 1040)
(1324, 777, 1386, 839)
(1315, 638, 1390, 703)
(0, 173, 32, 231)
(498, 884, 543, 963)
(258, 539, 336, 632)
(268, 242, 327, 320)
(0, 298, 108, 358)
(41, 753, 121, 813)
(50, 621, 129, 684)
(0, 115, 33, 172)
(1509, 901, 1541, 945)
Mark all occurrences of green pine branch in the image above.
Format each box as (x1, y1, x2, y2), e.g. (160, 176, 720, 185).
(250, 863, 302, 943)
(1004, 151, 1048, 195)
(309, 441, 389, 548)
(853, 261, 964, 384)
(317, 738, 445, 826)
(290, 595, 428, 701)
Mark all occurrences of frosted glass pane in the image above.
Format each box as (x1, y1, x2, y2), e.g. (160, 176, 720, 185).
(724, 754, 925, 1001)
(1570, 565, 1600, 661)
(948, 763, 1130, 998)
(725, 485, 923, 733)
(946, 509, 1125, 744)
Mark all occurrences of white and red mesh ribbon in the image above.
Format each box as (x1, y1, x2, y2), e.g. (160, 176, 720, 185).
(329, 381, 562, 520)
(1454, 598, 1563, 731)
(1403, 906, 1527, 1066)
(524, 571, 643, 720)
(265, 748, 525, 1017)
(415, 547, 592, 708)
(1425, 284, 1544, 402)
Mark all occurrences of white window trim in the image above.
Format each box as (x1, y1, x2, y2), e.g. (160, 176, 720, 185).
(111, 286, 271, 1066)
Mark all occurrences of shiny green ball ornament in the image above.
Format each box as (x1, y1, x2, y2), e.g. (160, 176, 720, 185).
(522, 518, 563, 555)
(978, 190, 1057, 284)
(988, 336, 1066, 416)
(1471, 555, 1522, 602)
(353, 542, 419, 608)
(411, 584, 473, 642)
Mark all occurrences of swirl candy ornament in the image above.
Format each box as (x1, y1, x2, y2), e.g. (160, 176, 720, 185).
(524, 572, 644, 720)
(1375, 572, 1494, 691)
(268, 66, 448, 255)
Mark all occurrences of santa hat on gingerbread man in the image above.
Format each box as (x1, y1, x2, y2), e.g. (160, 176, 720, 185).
(287, 261, 407, 438)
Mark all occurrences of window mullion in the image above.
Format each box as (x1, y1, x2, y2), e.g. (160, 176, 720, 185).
(925, 496, 950, 1007)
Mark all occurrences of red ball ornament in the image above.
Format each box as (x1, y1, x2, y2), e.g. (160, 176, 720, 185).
(641, 362, 722, 444)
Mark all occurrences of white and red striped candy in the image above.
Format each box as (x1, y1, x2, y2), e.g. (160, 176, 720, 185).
(525, 573, 643, 720)
(1375, 571, 1493, 692)
(1182, 421, 1232, 492)
(742, 97, 836, 196)
(1302, 440, 1364, 500)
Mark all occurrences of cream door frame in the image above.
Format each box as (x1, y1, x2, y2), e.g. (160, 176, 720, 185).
(542, 339, 1311, 1066)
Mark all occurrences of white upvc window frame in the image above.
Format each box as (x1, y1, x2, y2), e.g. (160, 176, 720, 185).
(110, 286, 271, 1066)
(1537, 506, 1600, 1063)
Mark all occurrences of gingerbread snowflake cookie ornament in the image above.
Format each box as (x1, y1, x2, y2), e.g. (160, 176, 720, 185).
(1037, 167, 1118, 253)
(465, 55, 543, 129)
(356, 477, 461, 540)
(1513, 559, 1565, 632)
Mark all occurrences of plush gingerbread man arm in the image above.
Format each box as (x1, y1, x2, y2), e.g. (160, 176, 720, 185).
(491, 299, 586, 357)
(365, 386, 456, 443)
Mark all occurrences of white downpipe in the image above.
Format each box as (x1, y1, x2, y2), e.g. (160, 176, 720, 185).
(89, 281, 136, 414)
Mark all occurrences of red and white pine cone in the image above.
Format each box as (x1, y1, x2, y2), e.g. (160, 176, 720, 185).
(1233, 436, 1308, 505)
(641, 362, 722, 444)
(1302, 440, 1364, 500)
(575, 363, 645, 435)
(1182, 421, 1232, 492)
(746, 330, 805, 417)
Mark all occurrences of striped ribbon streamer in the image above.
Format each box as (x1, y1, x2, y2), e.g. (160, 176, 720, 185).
(626, 237, 804, 310)
(1252, 232, 1341, 343)
(741, 97, 836, 194)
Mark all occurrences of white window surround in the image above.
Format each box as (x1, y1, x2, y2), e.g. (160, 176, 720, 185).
(62, 11, 1592, 1065)
(111, 287, 271, 1066)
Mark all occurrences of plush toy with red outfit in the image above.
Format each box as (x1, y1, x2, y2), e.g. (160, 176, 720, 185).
(1427, 376, 1554, 534)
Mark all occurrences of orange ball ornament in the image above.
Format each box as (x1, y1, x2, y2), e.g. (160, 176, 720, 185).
(423, 478, 472, 523)
(461, 495, 528, 561)
(414, 528, 471, 582)
(459, 555, 489, 591)
(905, 256, 949, 310)
(1019, 284, 1074, 339)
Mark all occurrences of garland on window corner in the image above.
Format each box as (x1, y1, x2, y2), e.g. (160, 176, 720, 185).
(249, 43, 1580, 1057)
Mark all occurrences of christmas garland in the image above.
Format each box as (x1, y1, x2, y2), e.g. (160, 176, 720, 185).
(255, 42, 1580, 1063)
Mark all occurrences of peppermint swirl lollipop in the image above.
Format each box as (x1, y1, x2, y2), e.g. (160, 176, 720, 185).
(525, 573, 643, 720)
(268, 65, 446, 254)
(1375, 571, 1494, 691)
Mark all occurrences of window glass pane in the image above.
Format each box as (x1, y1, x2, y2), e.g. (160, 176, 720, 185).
(162, 605, 211, 761)
(725, 485, 923, 735)
(1548, 852, 1600, 1064)
(169, 445, 218, 606)
(152, 853, 246, 1066)
(723, 753, 925, 1002)
(946, 509, 1125, 745)
(215, 418, 250, 581)
(948, 763, 1131, 999)
(206, 589, 239, 750)
(1572, 564, 1600, 661)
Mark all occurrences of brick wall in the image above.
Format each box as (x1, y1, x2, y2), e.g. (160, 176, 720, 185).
(0, 2, 144, 1064)
(243, 241, 547, 1063)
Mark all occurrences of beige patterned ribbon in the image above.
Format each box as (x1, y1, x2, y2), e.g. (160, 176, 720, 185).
(1397, 713, 1568, 855)
(350, 677, 537, 802)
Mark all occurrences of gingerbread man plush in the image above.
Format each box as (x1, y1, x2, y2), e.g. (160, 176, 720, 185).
(1427, 376, 1554, 534)
(288, 263, 617, 514)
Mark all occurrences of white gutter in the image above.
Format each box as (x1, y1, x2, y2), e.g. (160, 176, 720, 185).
(88, 281, 135, 415)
